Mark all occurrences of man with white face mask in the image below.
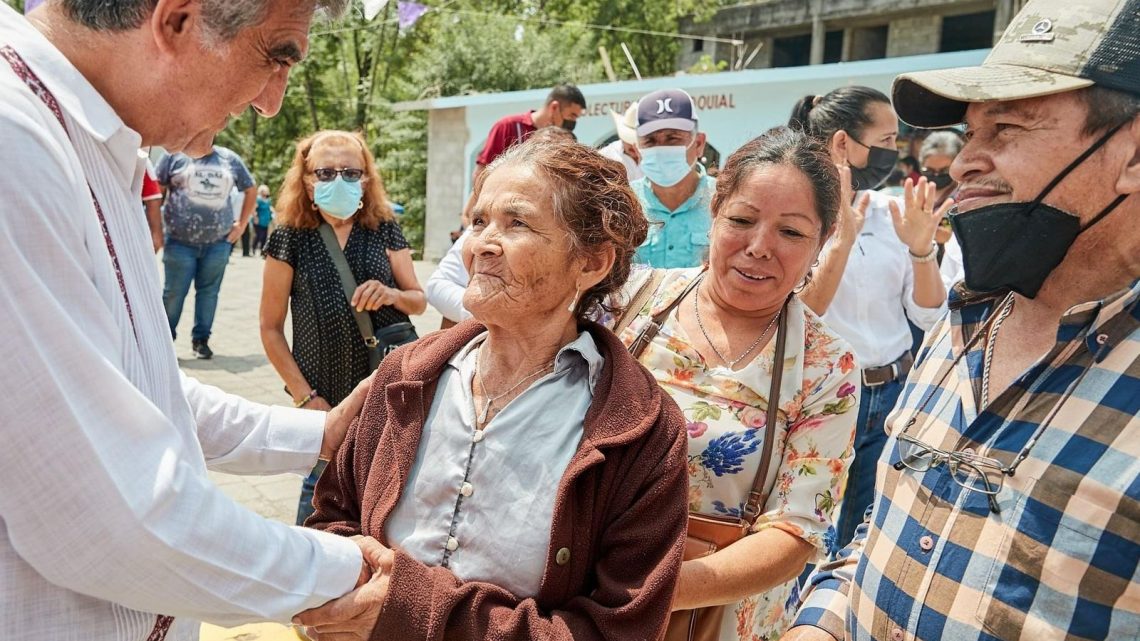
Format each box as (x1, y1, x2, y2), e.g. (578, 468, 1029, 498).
(631, 88, 716, 268)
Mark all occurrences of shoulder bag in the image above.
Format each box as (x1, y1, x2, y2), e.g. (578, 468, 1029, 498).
(318, 223, 418, 371)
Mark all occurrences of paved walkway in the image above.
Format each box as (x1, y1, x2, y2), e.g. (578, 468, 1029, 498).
(173, 250, 442, 641)
(176, 250, 442, 523)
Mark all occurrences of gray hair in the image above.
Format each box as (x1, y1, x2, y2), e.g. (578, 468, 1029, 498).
(59, 0, 350, 40)
(919, 131, 964, 164)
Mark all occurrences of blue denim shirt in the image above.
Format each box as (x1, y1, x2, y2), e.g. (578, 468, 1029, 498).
(631, 166, 716, 268)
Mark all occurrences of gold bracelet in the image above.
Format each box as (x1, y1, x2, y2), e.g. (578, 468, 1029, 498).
(294, 390, 318, 408)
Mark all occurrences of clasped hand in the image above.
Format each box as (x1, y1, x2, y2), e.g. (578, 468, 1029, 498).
(295, 536, 394, 640)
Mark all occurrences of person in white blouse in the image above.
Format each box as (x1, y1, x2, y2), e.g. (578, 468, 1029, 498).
(789, 86, 953, 548)
(426, 228, 473, 326)
(0, 2, 384, 640)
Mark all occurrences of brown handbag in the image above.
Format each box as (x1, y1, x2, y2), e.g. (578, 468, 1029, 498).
(624, 272, 790, 641)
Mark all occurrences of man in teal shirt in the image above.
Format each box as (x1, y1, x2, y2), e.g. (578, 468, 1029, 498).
(631, 88, 716, 268)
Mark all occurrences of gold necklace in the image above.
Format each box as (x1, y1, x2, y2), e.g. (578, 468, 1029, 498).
(474, 346, 555, 424)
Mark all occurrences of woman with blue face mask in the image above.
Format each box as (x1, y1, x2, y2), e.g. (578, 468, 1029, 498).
(259, 130, 427, 525)
(788, 87, 952, 551)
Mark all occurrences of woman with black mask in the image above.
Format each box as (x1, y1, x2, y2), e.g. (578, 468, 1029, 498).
(788, 86, 951, 549)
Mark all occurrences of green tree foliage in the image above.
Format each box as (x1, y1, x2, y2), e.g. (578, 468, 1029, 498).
(6, 0, 728, 253)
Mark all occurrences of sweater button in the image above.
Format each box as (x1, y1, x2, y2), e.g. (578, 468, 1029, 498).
(446, 537, 459, 552)
(555, 547, 571, 566)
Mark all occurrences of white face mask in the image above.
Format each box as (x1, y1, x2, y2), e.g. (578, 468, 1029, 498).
(638, 143, 695, 187)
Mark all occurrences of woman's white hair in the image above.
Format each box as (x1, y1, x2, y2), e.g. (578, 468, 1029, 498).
(59, 0, 350, 40)
(918, 130, 964, 165)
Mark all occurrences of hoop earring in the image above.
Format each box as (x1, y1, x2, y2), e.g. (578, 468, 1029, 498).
(568, 286, 580, 313)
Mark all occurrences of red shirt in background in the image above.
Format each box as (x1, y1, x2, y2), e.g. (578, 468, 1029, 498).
(141, 170, 162, 202)
(475, 111, 536, 166)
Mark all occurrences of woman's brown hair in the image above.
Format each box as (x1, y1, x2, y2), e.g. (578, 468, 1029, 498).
(275, 130, 394, 230)
(475, 138, 648, 320)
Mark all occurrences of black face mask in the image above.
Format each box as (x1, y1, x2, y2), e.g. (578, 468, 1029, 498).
(560, 118, 577, 132)
(848, 136, 899, 191)
(922, 169, 955, 191)
(950, 122, 1128, 299)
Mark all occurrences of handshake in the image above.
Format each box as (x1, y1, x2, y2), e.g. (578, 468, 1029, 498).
(293, 536, 394, 640)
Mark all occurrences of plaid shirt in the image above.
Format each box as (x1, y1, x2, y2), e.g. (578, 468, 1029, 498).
(794, 279, 1140, 641)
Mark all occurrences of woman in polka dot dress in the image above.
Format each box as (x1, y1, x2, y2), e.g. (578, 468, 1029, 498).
(260, 130, 426, 524)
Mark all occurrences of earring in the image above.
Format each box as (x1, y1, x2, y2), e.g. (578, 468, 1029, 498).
(311, 202, 318, 210)
(568, 286, 580, 313)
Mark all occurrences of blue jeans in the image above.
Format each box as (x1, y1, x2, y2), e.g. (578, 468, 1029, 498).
(162, 238, 231, 342)
(836, 378, 903, 548)
(296, 460, 328, 525)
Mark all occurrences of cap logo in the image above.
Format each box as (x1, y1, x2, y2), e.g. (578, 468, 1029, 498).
(1019, 18, 1056, 43)
(656, 98, 674, 114)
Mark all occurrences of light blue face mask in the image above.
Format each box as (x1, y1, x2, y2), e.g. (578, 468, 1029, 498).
(313, 177, 363, 219)
(638, 144, 695, 188)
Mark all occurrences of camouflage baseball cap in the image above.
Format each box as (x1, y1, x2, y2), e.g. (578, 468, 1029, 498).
(893, 0, 1140, 128)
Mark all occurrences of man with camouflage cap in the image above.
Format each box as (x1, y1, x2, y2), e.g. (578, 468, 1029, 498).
(786, 0, 1140, 639)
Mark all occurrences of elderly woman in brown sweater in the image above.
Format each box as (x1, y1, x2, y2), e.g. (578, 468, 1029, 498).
(297, 139, 689, 640)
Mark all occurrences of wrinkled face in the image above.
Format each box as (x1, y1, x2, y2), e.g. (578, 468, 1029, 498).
(708, 164, 825, 313)
(462, 164, 582, 324)
(952, 93, 1119, 219)
(168, 0, 314, 155)
(844, 102, 899, 167)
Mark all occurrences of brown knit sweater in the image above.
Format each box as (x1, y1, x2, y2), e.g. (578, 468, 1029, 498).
(309, 320, 689, 641)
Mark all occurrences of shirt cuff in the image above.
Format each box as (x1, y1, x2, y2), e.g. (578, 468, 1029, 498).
(267, 405, 325, 475)
(792, 576, 848, 641)
(293, 527, 364, 607)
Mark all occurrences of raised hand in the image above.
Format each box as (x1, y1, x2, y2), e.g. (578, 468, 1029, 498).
(834, 165, 870, 246)
(888, 177, 955, 255)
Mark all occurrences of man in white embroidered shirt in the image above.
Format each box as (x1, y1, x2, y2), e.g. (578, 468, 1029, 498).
(0, 1, 385, 640)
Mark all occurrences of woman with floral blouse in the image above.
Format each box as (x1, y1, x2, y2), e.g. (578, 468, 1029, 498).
(606, 126, 861, 640)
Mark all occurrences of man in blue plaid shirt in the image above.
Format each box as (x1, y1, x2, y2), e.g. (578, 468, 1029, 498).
(785, 0, 1140, 639)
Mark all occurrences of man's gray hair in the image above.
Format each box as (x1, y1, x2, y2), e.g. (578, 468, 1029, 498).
(59, 0, 350, 40)
(919, 131, 964, 164)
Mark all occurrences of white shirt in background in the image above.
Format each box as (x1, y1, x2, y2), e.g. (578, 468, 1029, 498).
(599, 139, 644, 182)
(820, 190, 948, 369)
(0, 7, 360, 640)
(426, 229, 472, 323)
(940, 234, 965, 293)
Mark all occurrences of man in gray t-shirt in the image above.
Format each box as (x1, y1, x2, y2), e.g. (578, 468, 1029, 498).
(156, 146, 255, 358)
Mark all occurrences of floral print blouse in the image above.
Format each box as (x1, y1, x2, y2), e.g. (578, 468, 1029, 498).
(605, 267, 859, 641)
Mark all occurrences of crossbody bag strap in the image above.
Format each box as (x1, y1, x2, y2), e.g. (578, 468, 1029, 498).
(741, 296, 791, 525)
(317, 223, 378, 349)
(628, 270, 705, 359)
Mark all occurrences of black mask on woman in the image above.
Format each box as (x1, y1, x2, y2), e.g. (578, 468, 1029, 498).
(921, 169, 955, 191)
(848, 136, 899, 192)
(949, 122, 1128, 299)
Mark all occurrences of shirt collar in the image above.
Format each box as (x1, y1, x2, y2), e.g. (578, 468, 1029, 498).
(632, 164, 716, 215)
(951, 279, 1140, 363)
(1, 4, 142, 183)
(449, 329, 606, 391)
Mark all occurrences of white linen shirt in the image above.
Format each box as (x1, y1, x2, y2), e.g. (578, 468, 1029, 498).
(0, 8, 361, 640)
(425, 230, 472, 323)
(385, 331, 603, 598)
(820, 190, 948, 368)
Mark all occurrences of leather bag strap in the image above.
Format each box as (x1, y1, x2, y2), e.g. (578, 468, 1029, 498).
(741, 297, 790, 525)
(317, 223, 377, 347)
(627, 271, 703, 360)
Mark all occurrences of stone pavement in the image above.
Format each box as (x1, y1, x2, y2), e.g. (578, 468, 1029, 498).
(173, 250, 442, 524)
